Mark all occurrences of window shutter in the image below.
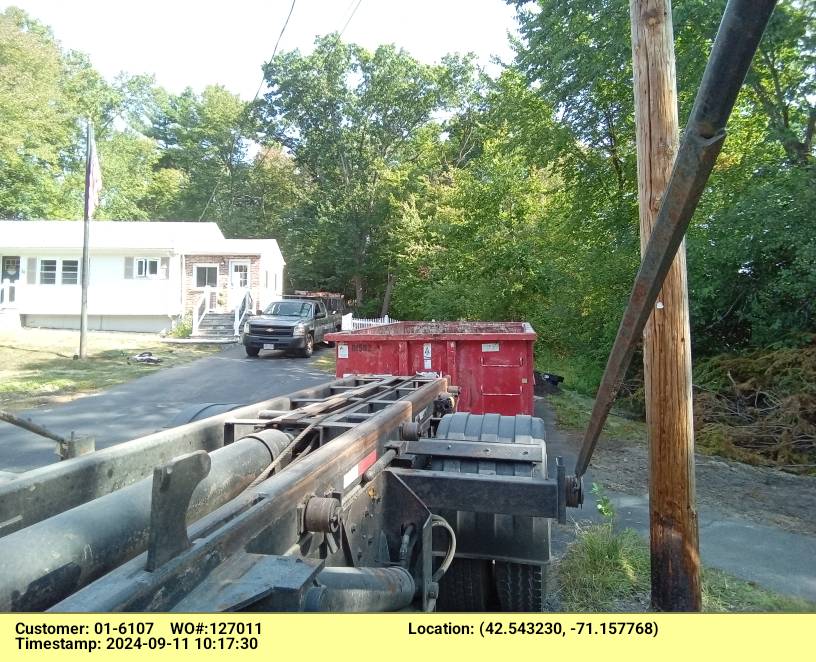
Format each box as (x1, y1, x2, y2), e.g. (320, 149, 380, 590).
(160, 257, 169, 279)
(26, 258, 37, 284)
(124, 257, 133, 279)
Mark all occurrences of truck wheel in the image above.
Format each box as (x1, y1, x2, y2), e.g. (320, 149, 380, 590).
(432, 413, 551, 612)
(437, 558, 497, 611)
(494, 562, 548, 612)
(300, 335, 314, 358)
(245, 346, 260, 357)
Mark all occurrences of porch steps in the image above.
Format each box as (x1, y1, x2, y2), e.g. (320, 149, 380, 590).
(192, 312, 237, 339)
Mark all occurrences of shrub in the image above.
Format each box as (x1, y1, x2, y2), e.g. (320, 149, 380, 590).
(169, 315, 193, 339)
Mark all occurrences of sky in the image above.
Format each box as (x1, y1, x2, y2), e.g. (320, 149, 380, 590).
(4, 0, 521, 98)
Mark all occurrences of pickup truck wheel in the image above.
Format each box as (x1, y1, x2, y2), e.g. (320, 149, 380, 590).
(300, 335, 314, 358)
(245, 346, 260, 357)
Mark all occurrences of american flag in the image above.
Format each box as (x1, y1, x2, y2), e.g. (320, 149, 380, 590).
(86, 122, 102, 218)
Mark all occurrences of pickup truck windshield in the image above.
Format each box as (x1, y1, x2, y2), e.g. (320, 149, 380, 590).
(263, 301, 313, 317)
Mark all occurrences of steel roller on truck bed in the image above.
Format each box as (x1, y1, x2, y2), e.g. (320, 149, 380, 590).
(0, 375, 582, 612)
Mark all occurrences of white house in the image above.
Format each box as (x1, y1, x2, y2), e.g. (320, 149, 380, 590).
(0, 220, 285, 333)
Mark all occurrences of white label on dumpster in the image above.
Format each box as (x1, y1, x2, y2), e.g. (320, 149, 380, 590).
(482, 342, 500, 352)
(338, 343, 349, 359)
(423, 343, 432, 369)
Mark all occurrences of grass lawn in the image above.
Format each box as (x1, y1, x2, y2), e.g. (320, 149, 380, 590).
(312, 347, 338, 374)
(548, 388, 647, 441)
(556, 521, 815, 612)
(0, 328, 221, 411)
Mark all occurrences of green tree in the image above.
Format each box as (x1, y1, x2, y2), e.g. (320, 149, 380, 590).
(744, 0, 815, 165)
(507, 0, 815, 366)
(0, 7, 79, 218)
(148, 85, 255, 222)
(259, 35, 475, 306)
(0, 8, 172, 221)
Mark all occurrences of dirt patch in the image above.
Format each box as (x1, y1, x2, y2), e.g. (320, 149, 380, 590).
(583, 430, 816, 535)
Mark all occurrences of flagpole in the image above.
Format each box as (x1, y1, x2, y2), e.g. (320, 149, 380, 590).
(79, 120, 92, 359)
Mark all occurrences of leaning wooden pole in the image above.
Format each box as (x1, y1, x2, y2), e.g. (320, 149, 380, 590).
(630, 0, 701, 610)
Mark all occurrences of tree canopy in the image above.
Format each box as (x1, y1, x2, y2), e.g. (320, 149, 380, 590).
(1, 1, 813, 381)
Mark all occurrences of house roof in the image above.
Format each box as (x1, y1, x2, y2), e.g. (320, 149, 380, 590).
(0, 220, 284, 263)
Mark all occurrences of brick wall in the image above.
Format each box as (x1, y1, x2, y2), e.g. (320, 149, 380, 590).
(184, 254, 261, 313)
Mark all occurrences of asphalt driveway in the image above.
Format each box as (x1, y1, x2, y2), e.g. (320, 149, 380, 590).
(0, 344, 336, 473)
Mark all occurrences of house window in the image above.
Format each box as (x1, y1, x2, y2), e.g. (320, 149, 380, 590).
(61, 260, 79, 285)
(136, 258, 159, 278)
(39, 259, 57, 285)
(195, 266, 218, 288)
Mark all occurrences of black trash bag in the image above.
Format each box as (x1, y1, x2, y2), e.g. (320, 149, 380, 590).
(534, 371, 564, 395)
(128, 351, 162, 365)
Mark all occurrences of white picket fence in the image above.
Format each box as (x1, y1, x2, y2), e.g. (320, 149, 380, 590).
(341, 313, 399, 331)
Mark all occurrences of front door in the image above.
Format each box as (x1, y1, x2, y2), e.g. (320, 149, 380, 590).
(2, 256, 20, 283)
(1, 256, 20, 305)
(228, 260, 250, 309)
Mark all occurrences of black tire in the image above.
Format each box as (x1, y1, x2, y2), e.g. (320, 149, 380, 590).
(299, 334, 314, 358)
(245, 346, 260, 357)
(437, 558, 497, 612)
(494, 562, 548, 612)
(432, 413, 551, 612)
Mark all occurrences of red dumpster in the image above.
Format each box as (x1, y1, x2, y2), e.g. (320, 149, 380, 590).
(325, 321, 536, 415)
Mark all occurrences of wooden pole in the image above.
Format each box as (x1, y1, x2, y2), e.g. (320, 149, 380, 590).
(630, 0, 701, 611)
(380, 272, 395, 318)
(79, 120, 93, 359)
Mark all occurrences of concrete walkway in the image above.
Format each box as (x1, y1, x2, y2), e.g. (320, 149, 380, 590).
(0, 344, 336, 473)
(538, 399, 816, 602)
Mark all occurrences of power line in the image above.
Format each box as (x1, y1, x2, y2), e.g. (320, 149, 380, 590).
(339, 0, 363, 38)
(198, 0, 364, 222)
(250, 0, 297, 104)
(198, 0, 297, 221)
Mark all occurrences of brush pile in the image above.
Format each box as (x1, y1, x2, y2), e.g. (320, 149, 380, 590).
(693, 346, 816, 474)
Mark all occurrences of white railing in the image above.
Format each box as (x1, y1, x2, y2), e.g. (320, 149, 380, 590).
(0, 279, 17, 308)
(341, 313, 399, 331)
(233, 289, 253, 336)
(192, 286, 215, 336)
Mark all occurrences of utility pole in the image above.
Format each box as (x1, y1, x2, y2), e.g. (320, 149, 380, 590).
(630, 0, 701, 610)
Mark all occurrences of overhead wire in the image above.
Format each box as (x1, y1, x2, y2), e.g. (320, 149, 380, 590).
(339, 0, 363, 38)
(197, 0, 365, 222)
(197, 0, 297, 221)
(249, 0, 298, 105)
